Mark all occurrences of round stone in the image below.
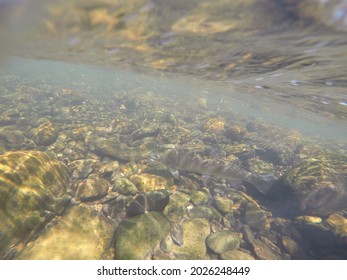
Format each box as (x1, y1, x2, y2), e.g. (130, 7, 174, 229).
(214, 196, 235, 214)
(112, 177, 139, 195)
(33, 122, 59, 146)
(115, 212, 171, 259)
(75, 177, 110, 202)
(220, 249, 255, 260)
(190, 190, 210, 206)
(206, 230, 240, 254)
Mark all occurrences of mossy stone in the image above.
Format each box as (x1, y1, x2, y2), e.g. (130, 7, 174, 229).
(206, 230, 240, 254)
(112, 177, 138, 195)
(115, 212, 170, 259)
(0, 150, 70, 259)
(190, 206, 222, 222)
(190, 190, 210, 206)
(129, 173, 171, 192)
(172, 218, 210, 259)
(220, 250, 255, 260)
(75, 177, 110, 202)
(17, 204, 114, 259)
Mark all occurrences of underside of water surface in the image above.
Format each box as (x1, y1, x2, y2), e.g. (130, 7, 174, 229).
(0, 0, 346, 260)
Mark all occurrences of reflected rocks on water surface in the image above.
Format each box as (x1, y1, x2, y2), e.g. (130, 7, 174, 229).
(1, 0, 347, 260)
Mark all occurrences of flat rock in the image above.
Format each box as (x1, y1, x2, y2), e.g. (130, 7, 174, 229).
(75, 177, 110, 202)
(17, 204, 114, 259)
(171, 218, 210, 259)
(206, 230, 240, 254)
(115, 212, 170, 259)
(129, 173, 171, 192)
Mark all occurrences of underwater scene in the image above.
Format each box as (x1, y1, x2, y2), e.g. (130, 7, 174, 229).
(0, 0, 347, 260)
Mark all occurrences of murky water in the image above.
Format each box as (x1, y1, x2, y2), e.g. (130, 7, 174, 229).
(0, 0, 346, 260)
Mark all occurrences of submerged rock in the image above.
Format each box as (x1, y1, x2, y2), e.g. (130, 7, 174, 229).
(247, 157, 275, 174)
(284, 152, 347, 216)
(203, 118, 226, 134)
(171, 218, 210, 259)
(127, 189, 170, 216)
(112, 177, 139, 195)
(68, 159, 101, 180)
(17, 204, 114, 259)
(114, 212, 171, 259)
(0, 150, 70, 258)
(325, 212, 347, 239)
(281, 235, 307, 259)
(243, 203, 268, 231)
(0, 129, 25, 149)
(190, 205, 222, 222)
(214, 196, 236, 214)
(75, 177, 110, 202)
(246, 120, 302, 165)
(94, 136, 155, 162)
(220, 249, 255, 260)
(242, 225, 285, 260)
(206, 230, 240, 254)
(33, 122, 59, 146)
(163, 191, 191, 222)
(129, 173, 172, 192)
(190, 190, 210, 206)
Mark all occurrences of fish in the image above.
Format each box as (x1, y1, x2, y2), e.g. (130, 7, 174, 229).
(156, 149, 274, 194)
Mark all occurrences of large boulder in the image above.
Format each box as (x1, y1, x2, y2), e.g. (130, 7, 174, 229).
(17, 204, 115, 259)
(0, 150, 70, 258)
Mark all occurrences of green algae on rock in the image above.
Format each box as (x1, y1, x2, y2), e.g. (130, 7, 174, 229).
(0, 150, 70, 259)
(284, 152, 347, 216)
(190, 205, 222, 223)
(114, 212, 171, 260)
(220, 249, 255, 260)
(75, 177, 110, 202)
(17, 204, 114, 259)
(206, 230, 240, 254)
(129, 173, 172, 192)
(112, 177, 139, 195)
(94, 136, 156, 162)
(163, 191, 191, 223)
(171, 218, 210, 259)
(32, 122, 59, 146)
(190, 190, 211, 206)
(246, 120, 303, 165)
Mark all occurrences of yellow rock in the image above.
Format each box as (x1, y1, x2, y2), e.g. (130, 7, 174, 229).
(171, 218, 210, 259)
(325, 213, 347, 237)
(0, 150, 70, 258)
(295, 215, 322, 224)
(33, 122, 59, 146)
(18, 204, 114, 259)
(203, 118, 226, 134)
(129, 173, 172, 192)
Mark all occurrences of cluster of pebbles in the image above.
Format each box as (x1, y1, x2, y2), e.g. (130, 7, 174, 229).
(0, 74, 346, 260)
